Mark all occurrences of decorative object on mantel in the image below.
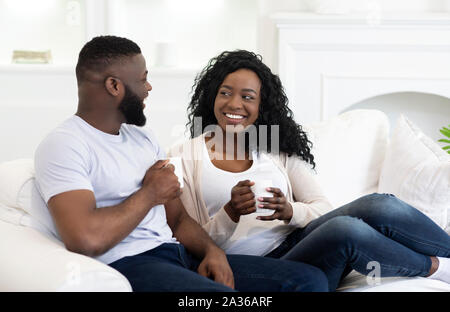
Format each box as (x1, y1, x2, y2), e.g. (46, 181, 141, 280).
(12, 50, 52, 64)
(305, 0, 353, 15)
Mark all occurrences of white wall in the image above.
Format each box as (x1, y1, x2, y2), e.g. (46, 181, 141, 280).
(0, 0, 86, 65)
(108, 0, 260, 70)
(1, 0, 449, 163)
(0, 65, 77, 162)
(0, 66, 196, 163)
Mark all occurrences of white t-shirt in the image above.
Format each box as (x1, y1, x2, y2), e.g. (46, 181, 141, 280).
(34, 115, 177, 264)
(201, 140, 293, 256)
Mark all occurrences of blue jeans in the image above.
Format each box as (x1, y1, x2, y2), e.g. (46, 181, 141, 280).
(109, 242, 328, 292)
(266, 193, 450, 291)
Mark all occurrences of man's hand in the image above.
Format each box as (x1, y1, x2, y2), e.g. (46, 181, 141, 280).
(197, 247, 235, 289)
(224, 180, 256, 223)
(165, 198, 235, 290)
(142, 159, 181, 206)
(47, 160, 181, 257)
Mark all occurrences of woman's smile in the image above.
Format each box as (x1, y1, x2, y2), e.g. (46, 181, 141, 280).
(223, 112, 247, 125)
(214, 68, 261, 132)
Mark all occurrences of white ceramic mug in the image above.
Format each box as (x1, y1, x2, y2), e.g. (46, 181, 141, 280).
(251, 179, 274, 216)
(167, 157, 184, 188)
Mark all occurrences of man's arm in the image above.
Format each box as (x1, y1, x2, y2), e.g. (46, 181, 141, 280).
(47, 159, 178, 257)
(48, 188, 155, 257)
(165, 198, 235, 289)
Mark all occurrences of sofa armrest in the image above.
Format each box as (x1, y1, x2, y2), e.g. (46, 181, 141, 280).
(0, 220, 131, 291)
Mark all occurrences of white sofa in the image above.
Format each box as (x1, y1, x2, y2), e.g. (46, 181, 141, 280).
(0, 109, 449, 292)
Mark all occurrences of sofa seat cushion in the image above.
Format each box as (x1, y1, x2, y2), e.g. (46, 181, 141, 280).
(0, 220, 131, 291)
(337, 269, 450, 292)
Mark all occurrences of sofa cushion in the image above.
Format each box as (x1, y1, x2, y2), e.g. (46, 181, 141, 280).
(0, 158, 57, 237)
(378, 115, 450, 232)
(338, 269, 450, 292)
(304, 109, 390, 208)
(0, 158, 34, 208)
(0, 219, 131, 291)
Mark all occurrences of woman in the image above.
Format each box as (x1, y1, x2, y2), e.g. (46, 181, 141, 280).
(168, 50, 450, 291)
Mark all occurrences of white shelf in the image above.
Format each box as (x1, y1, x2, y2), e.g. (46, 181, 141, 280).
(0, 64, 75, 74)
(0, 64, 200, 77)
(271, 12, 450, 26)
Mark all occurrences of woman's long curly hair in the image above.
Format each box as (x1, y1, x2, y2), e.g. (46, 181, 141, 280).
(187, 50, 315, 168)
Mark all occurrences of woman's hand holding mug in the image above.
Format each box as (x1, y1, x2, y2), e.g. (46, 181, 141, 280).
(224, 180, 256, 223)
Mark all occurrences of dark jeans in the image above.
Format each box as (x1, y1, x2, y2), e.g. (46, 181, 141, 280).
(266, 193, 450, 291)
(109, 242, 328, 292)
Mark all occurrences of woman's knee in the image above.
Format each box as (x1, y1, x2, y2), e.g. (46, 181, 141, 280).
(356, 193, 414, 218)
(321, 216, 372, 243)
(364, 192, 398, 204)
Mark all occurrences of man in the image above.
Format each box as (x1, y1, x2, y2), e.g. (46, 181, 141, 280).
(33, 35, 327, 292)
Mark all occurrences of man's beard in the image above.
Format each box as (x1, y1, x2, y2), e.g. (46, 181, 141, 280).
(118, 85, 147, 127)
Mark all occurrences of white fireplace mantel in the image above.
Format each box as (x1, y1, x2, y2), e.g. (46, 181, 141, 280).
(272, 12, 450, 124)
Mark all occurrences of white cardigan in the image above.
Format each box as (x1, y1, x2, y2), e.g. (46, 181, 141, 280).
(168, 133, 334, 247)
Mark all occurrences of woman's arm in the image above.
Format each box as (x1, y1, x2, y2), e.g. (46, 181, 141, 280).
(285, 155, 334, 227)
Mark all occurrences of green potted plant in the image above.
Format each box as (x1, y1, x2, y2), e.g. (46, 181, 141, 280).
(439, 125, 450, 154)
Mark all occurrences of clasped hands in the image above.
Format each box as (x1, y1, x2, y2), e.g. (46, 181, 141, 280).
(224, 179, 293, 223)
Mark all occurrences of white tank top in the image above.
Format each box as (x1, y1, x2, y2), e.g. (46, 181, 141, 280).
(201, 139, 293, 256)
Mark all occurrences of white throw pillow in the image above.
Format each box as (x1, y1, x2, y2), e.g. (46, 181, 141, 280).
(378, 115, 450, 233)
(0, 158, 34, 208)
(304, 109, 390, 208)
(0, 158, 57, 238)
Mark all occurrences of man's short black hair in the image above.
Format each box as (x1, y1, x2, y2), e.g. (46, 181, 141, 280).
(76, 35, 141, 83)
